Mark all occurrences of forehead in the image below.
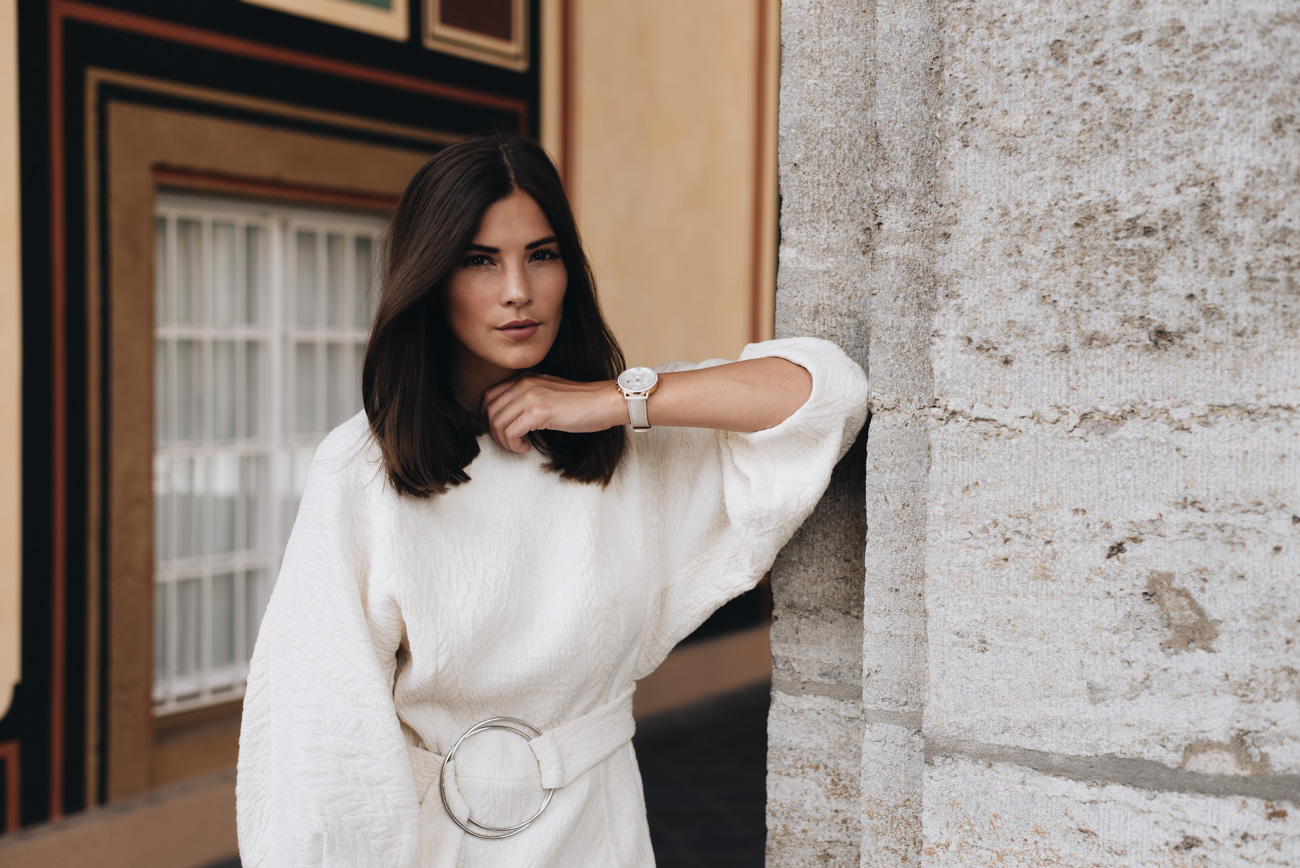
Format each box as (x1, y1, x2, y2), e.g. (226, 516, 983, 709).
(472, 190, 555, 242)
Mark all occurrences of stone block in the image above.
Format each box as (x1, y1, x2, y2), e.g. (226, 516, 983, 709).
(924, 418, 1300, 773)
(860, 720, 925, 867)
(767, 691, 864, 865)
(921, 756, 1299, 866)
(934, 0, 1300, 414)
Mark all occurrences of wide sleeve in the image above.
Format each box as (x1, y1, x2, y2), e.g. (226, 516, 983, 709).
(236, 423, 419, 867)
(631, 336, 869, 672)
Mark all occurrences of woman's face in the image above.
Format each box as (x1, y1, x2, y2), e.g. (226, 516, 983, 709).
(445, 190, 567, 404)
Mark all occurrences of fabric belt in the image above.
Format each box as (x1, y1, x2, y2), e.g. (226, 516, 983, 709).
(407, 685, 636, 836)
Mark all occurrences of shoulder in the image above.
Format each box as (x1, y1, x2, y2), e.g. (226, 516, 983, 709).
(309, 411, 384, 494)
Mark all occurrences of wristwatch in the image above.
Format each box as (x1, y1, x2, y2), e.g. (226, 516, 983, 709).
(616, 366, 659, 431)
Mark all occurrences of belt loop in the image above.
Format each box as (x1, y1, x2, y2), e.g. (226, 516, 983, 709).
(529, 686, 636, 790)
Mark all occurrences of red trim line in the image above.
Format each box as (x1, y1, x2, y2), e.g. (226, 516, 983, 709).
(559, 0, 574, 192)
(153, 167, 400, 212)
(0, 741, 20, 832)
(52, 1, 528, 128)
(749, 0, 771, 344)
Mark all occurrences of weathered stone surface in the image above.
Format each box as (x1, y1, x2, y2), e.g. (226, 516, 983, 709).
(767, 692, 865, 866)
(924, 420, 1300, 772)
(922, 756, 1300, 866)
(859, 721, 925, 867)
(770, 1, 877, 864)
(923, 0, 1300, 783)
(934, 0, 1300, 417)
(775, 0, 875, 371)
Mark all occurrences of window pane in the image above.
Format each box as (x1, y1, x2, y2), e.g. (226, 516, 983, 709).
(213, 221, 237, 326)
(154, 455, 171, 562)
(172, 457, 196, 559)
(155, 217, 169, 325)
(176, 340, 204, 441)
(354, 235, 374, 328)
(211, 453, 238, 555)
(213, 340, 237, 440)
(212, 572, 236, 668)
(155, 339, 170, 446)
(245, 224, 265, 326)
(155, 582, 169, 685)
(241, 454, 265, 553)
(294, 342, 317, 434)
(326, 233, 345, 328)
(245, 341, 262, 439)
(295, 230, 317, 327)
(327, 342, 357, 428)
(177, 218, 202, 324)
(176, 577, 201, 679)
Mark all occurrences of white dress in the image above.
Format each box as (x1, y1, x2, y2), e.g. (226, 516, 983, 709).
(236, 337, 869, 867)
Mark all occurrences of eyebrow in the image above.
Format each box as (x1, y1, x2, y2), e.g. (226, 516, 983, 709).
(464, 235, 559, 254)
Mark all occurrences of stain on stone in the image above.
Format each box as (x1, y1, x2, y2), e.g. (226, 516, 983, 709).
(1146, 571, 1218, 653)
(1106, 535, 1142, 558)
(1180, 732, 1271, 776)
(1148, 325, 1179, 349)
(1173, 835, 1202, 852)
(1049, 39, 1069, 64)
(1266, 806, 1288, 821)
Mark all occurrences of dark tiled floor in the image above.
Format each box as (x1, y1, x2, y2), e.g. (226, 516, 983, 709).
(633, 681, 770, 868)
(209, 681, 770, 868)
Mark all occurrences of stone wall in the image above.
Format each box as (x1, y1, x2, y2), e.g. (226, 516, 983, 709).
(768, 0, 1300, 865)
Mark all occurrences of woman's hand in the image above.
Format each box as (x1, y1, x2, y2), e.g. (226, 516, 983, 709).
(482, 374, 624, 453)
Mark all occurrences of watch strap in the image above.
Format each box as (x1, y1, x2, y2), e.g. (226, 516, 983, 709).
(626, 394, 650, 430)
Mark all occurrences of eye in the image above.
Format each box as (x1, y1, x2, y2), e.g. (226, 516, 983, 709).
(530, 248, 561, 262)
(462, 253, 493, 268)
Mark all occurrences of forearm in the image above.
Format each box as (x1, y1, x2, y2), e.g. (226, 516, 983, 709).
(482, 358, 814, 453)
(626, 358, 813, 433)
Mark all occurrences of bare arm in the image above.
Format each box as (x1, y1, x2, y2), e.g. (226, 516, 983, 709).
(481, 357, 814, 454)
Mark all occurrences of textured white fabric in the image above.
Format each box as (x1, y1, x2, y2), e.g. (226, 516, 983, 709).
(236, 337, 869, 867)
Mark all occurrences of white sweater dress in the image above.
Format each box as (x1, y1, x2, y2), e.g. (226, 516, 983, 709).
(236, 337, 869, 867)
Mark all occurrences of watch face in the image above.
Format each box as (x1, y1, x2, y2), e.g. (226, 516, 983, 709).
(618, 366, 658, 393)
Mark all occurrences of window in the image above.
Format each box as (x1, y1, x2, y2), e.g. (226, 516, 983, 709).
(152, 193, 384, 714)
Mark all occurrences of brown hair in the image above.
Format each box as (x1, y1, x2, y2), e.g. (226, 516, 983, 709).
(362, 131, 627, 497)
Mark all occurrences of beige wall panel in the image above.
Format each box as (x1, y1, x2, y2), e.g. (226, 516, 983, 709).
(571, 0, 762, 367)
(0, 0, 21, 721)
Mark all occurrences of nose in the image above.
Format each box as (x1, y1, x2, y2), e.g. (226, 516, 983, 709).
(502, 261, 532, 308)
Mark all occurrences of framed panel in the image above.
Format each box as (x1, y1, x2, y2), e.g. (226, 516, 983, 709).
(242, 0, 410, 42)
(425, 0, 529, 71)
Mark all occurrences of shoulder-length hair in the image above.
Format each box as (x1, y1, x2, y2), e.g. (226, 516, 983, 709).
(362, 131, 627, 497)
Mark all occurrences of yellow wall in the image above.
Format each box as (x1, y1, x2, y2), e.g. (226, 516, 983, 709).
(0, 0, 21, 720)
(542, 0, 777, 368)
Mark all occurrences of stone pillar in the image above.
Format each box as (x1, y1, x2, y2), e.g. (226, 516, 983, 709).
(771, 0, 1300, 864)
(768, 0, 875, 863)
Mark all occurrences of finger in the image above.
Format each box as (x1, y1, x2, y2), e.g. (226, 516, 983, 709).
(487, 384, 545, 452)
(482, 375, 527, 414)
(502, 403, 547, 453)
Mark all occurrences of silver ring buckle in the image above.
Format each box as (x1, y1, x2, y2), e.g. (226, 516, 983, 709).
(439, 716, 555, 840)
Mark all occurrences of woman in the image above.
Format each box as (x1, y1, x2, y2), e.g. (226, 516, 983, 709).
(236, 131, 868, 866)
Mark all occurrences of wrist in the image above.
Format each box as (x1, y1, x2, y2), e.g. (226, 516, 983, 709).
(603, 380, 627, 429)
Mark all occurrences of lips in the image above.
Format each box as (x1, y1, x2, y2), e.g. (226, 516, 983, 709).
(498, 320, 540, 340)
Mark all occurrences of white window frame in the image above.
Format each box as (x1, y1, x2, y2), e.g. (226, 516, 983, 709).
(153, 192, 385, 715)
